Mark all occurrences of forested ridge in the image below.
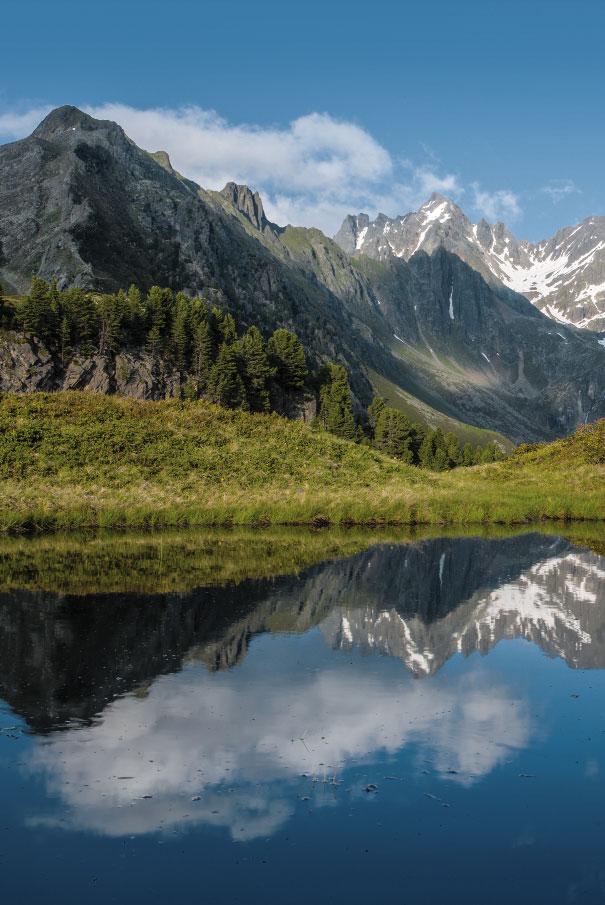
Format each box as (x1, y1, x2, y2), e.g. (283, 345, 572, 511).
(0, 278, 503, 468)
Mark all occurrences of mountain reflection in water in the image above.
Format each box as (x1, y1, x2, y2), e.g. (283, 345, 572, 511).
(1, 529, 605, 904)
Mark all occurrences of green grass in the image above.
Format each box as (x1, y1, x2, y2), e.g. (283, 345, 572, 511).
(0, 392, 603, 533)
(368, 369, 514, 450)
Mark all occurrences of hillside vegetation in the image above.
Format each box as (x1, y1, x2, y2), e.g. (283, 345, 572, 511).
(0, 393, 603, 533)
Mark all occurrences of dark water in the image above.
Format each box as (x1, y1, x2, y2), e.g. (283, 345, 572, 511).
(2, 529, 605, 904)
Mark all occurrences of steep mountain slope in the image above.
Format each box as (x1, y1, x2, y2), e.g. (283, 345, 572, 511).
(335, 194, 605, 331)
(1, 106, 604, 442)
(211, 179, 605, 441)
(353, 249, 605, 439)
(0, 105, 384, 403)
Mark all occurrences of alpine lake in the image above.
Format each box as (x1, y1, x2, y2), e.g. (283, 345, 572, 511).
(1, 523, 605, 904)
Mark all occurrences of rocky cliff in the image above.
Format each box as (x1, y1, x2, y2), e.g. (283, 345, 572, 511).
(335, 193, 605, 331)
(1, 107, 604, 442)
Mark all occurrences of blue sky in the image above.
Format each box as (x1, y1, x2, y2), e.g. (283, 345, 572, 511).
(1, 0, 603, 239)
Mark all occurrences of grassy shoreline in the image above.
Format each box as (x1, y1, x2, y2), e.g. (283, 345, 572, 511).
(0, 392, 603, 534)
(1, 522, 604, 595)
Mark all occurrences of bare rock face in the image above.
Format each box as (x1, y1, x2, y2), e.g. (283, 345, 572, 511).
(0, 335, 317, 413)
(0, 335, 180, 400)
(114, 352, 156, 399)
(1, 106, 604, 442)
(0, 333, 57, 392)
(220, 182, 270, 232)
(62, 355, 113, 393)
(335, 193, 605, 331)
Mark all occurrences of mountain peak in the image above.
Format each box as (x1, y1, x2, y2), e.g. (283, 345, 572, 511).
(419, 192, 465, 220)
(149, 150, 174, 174)
(333, 192, 605, 330)
(220, 182, 268, 231)
(32, 105, 125, 143)
(424, 191, 450, 206)
(33, 106, 97, 139)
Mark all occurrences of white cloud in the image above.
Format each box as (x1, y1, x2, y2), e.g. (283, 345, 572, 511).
(81, 103, 397, 233)
(405, 163, 463, 199)
(84, 104, 465, 232)
(26, 655, 530, 839)
(471, 183, 522, 222)
(0, 101, 527, 233)
(541, 179, 581, 204)
(0, 105, 52, 140)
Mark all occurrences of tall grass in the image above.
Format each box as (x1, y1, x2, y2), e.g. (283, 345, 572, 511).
(0, 393, 603, 533)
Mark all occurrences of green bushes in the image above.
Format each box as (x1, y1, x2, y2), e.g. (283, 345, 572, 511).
(367, 396, 505, 469)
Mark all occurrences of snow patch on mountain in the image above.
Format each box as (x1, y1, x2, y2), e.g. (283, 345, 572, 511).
(334, 194, 605, 331)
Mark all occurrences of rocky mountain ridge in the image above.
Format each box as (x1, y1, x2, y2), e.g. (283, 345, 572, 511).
(335, 193, 605, 331)
(1, 107, 604, 442)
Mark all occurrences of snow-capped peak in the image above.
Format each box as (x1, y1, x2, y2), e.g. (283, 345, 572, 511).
(333, 196, 605, 331)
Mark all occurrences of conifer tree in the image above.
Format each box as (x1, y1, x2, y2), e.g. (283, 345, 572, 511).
(207, 343, 247, 409)
(145, 286, 168, 357)
(445, 432, 462, 468)
(218, 311, 237, 346)
(462, 442, 475, 467)
(97, 295, 121, 356)
(127, 285, 144, 345)
(367, 396, 387, 434)
(20, 277, 53, 341)
(239, 325, 275, 412)
(431, 428, 449, 471)
(171, 293, 190, 373)
(59, 316, 72, 367)
(192, 320, 213, 393)
(189, 296, 208, 331)
(66, 288, 97, 357)
(267, 329, 308, 391)
(319, 363, 356, 440)
(419, 430, 435, 468)
(374, 408, 415, 462)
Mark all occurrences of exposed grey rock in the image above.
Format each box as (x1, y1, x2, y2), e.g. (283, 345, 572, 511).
(0, 332, 57, 392)
(1, 106, 604, 442)
(220, 182, 271, 232)
(62, 355, 112, 393)
(335, 193, 605, 330)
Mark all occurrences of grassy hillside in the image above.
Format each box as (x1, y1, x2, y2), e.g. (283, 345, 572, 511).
(368, 369, 514, 450)
(0, 392, 603, 533)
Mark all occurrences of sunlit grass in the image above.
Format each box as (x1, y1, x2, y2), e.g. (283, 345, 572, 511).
(0, 392, 603, 533)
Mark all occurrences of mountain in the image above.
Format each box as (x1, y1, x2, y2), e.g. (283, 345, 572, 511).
(0, 105, 384, 404)
(335, 193, 605, 331)
(1, 106, 605, 442)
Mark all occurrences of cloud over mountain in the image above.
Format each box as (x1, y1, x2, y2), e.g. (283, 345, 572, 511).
(0, 101, 513, 234)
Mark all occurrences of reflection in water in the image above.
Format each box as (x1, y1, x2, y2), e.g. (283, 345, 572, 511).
(27, 659, 529, 839)
(1, 529, 605, 902)
(2, 533, 603, 731)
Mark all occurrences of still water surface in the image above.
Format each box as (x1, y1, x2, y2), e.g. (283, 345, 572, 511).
(1, 528, 605, 904)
